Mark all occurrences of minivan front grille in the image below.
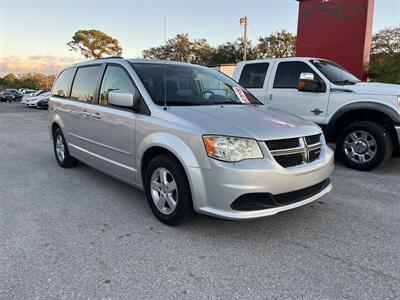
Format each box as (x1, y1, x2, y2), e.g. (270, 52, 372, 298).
(274, 153, 304, 168)
(266, 135, 323, 168)
(265, 138, 300, 151)
(305, 134, 321, 145)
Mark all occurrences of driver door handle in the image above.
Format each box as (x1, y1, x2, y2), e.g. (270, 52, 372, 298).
(311, 108, 324, 115)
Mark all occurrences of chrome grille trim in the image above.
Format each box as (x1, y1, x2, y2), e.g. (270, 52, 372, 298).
(266, 135, 323, 168)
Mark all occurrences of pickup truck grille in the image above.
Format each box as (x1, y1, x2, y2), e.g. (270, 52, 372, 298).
(265, 134, 323, 168)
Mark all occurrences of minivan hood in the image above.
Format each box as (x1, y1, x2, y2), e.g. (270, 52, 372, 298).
(347, 82, 400, 96)
(168, 105, 321, 141)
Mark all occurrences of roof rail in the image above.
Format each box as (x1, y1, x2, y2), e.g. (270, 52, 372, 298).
(102, 56, 124, 59)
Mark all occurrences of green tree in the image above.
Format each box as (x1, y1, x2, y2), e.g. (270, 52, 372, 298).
(369, 53, 400, 84)
(371, 26, 400, 54)
(1, 73, 56, 90)
(211, 38, 256, 64)
(67, 29, 123, 59)
(143, 34, 217, 65)
(191, 38, 215, 65)
(256, 29, 296, 59)
(143, 34, 193, 62)
(369, 26, 400, 83)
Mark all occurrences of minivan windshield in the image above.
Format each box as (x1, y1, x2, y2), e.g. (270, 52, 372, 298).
(310, 59, 360, 85)
(131, 63, 261, 106)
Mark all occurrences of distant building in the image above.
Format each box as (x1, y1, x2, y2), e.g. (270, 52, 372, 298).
(211, 64, 236, 78)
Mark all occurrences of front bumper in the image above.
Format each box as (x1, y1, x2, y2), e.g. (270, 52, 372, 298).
(187, 144, 334, 220)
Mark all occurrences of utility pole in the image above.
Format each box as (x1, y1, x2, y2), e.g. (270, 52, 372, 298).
(240, 16, 248, 61)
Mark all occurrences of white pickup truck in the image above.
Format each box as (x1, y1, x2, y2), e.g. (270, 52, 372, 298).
(232, 57, 400, 170)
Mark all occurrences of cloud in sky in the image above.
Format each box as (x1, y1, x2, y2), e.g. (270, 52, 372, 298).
(0, 55, 82, 76)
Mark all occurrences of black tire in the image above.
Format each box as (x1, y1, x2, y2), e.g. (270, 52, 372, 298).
(53, 128, 79, 168)
(336, 121, 393, 171)
(144, 154, 194, 225)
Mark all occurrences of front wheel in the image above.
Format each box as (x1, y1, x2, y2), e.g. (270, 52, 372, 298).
(336, 121, 393, 171)
(144, 154, 194, 225)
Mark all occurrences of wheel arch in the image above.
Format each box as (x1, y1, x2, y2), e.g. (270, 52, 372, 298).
(326, 102, 400, 146)
(137, 133, 208, 187)
(49, 113, 65, 140)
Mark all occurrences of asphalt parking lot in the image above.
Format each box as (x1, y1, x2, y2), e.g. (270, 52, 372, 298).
(0, 102, 399, 299)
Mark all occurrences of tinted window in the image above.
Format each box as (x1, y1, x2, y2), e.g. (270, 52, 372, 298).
(310, 59, 360, 84)
(71, 66, 101, 102)
(132, 63, 261, 106)
(52, 68, 76, 97)
(99, 66, 136, 105)
(273, 61, 321, 89)
(239, 63, 269, 88)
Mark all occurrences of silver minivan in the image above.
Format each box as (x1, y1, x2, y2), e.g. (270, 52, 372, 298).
(49, 58, 334, 225)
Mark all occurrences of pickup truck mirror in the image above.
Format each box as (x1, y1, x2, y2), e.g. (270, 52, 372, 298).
(298, 72, 326, 93)
(108, 89, 140, 108)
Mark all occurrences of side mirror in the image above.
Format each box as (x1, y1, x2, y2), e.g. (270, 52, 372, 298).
(298, 72, 326, 93)
(108, 89, 140, 108)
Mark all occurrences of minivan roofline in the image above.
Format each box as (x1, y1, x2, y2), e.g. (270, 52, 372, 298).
(67, 58, 199, 69)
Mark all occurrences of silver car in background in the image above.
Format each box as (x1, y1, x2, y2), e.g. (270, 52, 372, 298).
(49, 58, 334, 225)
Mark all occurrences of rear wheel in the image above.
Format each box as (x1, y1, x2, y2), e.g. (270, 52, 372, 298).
(336, 121, 393, 171)
(144, 154, 194, 225)
(53, 128, 79, 168)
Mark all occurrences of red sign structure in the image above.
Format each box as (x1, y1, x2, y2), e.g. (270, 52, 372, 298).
(296, 0, 374, 81)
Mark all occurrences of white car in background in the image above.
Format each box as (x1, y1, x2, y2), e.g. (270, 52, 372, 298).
(21, 89, 36, 97)
(25, 92, 50, 108)
(21, 90, 48, 105)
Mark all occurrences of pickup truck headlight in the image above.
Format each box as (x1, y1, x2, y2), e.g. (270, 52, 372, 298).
(203, 135, 263, 162)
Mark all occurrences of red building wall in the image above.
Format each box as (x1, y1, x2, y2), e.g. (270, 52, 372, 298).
(296, 0, 374, 81)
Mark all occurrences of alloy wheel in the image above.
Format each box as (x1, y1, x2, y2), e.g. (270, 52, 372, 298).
(150, 167, 178, 215)
(343, 130, 377, 164)
(55, 135, 65, 162)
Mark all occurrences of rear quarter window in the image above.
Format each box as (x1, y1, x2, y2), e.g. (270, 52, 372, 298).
(52, 68, 76, 98)
(239, 63, 269, 89)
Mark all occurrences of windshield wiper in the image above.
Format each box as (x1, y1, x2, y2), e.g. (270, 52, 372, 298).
(332, 79, 358, 85)
(214, 101, 245, 105)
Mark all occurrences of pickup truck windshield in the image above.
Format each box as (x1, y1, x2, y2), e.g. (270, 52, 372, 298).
(310, 59, 360, 85)
(131, 63, 261, 106)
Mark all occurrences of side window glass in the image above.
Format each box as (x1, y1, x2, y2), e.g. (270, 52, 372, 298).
(71, 66, 101, 102)
(52, 68, 76, 97)
(99, 66, 136, 105)
(239, 63, 269, 88)
(273, 62, 321, 89)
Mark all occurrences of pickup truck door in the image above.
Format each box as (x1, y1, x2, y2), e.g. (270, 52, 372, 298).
(237, 62, 272, 103)
(266, 60, 329, 124)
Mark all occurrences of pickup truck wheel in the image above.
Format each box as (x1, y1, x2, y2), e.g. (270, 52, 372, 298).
(53, 128, 79, 168)
(144, 154, 194, 226)
(337, 121, 393, 171)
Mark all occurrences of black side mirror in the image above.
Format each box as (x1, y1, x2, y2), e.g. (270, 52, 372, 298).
(298, 72, 326, 93)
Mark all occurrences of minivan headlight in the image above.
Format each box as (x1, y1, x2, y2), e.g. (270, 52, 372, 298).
(203, 135, 263, 162)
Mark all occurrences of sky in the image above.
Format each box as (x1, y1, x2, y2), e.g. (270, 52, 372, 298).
(1, 0, 399, 76)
